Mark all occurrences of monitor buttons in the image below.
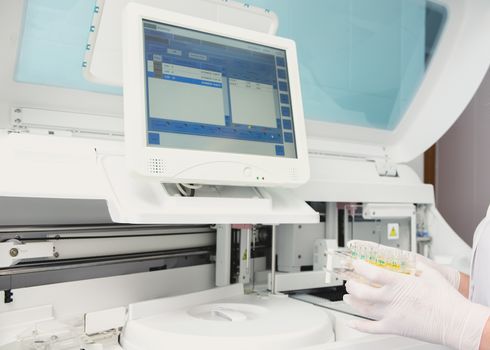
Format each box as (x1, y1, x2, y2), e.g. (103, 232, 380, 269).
(243, 167, 252, 177)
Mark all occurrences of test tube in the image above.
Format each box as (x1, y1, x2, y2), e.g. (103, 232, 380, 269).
(345, 241, 416, 275)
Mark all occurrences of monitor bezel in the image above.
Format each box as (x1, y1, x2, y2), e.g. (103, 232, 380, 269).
(123, 3, 310, 187)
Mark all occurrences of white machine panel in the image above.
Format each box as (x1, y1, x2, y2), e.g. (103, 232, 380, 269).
(122, 284, 335, 350)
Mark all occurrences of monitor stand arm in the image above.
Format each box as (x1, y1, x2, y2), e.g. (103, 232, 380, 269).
(99, 154, 318, 225)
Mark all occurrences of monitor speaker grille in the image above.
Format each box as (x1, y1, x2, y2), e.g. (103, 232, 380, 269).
(148, 158, 165, 175)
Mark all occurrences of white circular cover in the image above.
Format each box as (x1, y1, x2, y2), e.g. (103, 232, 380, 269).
(121, 293, 334, 350)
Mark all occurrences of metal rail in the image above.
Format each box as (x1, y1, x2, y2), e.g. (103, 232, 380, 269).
(0, 224, 217, 293)
(0, 247, 213, 275)
(0, 224, 214, 239)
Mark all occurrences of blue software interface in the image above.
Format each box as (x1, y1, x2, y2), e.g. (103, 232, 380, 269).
(143, 19, 297, 159)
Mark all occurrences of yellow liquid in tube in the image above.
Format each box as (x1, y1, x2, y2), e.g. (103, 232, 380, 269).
(342, 241, 416, 275)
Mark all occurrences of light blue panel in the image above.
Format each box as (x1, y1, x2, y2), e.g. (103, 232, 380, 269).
(16, 0, 121, 94)
(15, 0, 432, 127)
(400, 0, 427, 113)
(244, 0, 428, 130)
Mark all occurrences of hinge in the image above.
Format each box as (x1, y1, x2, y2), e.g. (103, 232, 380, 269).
(374, 158, 398, 177)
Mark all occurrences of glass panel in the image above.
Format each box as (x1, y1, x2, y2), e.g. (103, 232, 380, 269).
(244, 0, 447, 130)
(425, 2, 447, 66)
(15, 0, 446, 130)
(15, 0, 121, 94)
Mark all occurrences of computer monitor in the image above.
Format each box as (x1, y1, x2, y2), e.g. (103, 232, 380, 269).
(123, 3, 309, 187)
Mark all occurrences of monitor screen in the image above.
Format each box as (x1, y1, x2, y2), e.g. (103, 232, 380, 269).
(142, 19, 297, 159)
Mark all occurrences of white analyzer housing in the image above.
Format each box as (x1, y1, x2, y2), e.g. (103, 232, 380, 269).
(0, 0, 490, 349)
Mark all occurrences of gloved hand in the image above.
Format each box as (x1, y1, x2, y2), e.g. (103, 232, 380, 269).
(343, 260, 490, 350)
(347, 240, 460, 289)
(416, 253, 460, 290)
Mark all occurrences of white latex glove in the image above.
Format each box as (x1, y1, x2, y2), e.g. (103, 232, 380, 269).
(416, 253, 460, 290)
(347, 240, 460, 289)
(343, 260, 490, 350)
